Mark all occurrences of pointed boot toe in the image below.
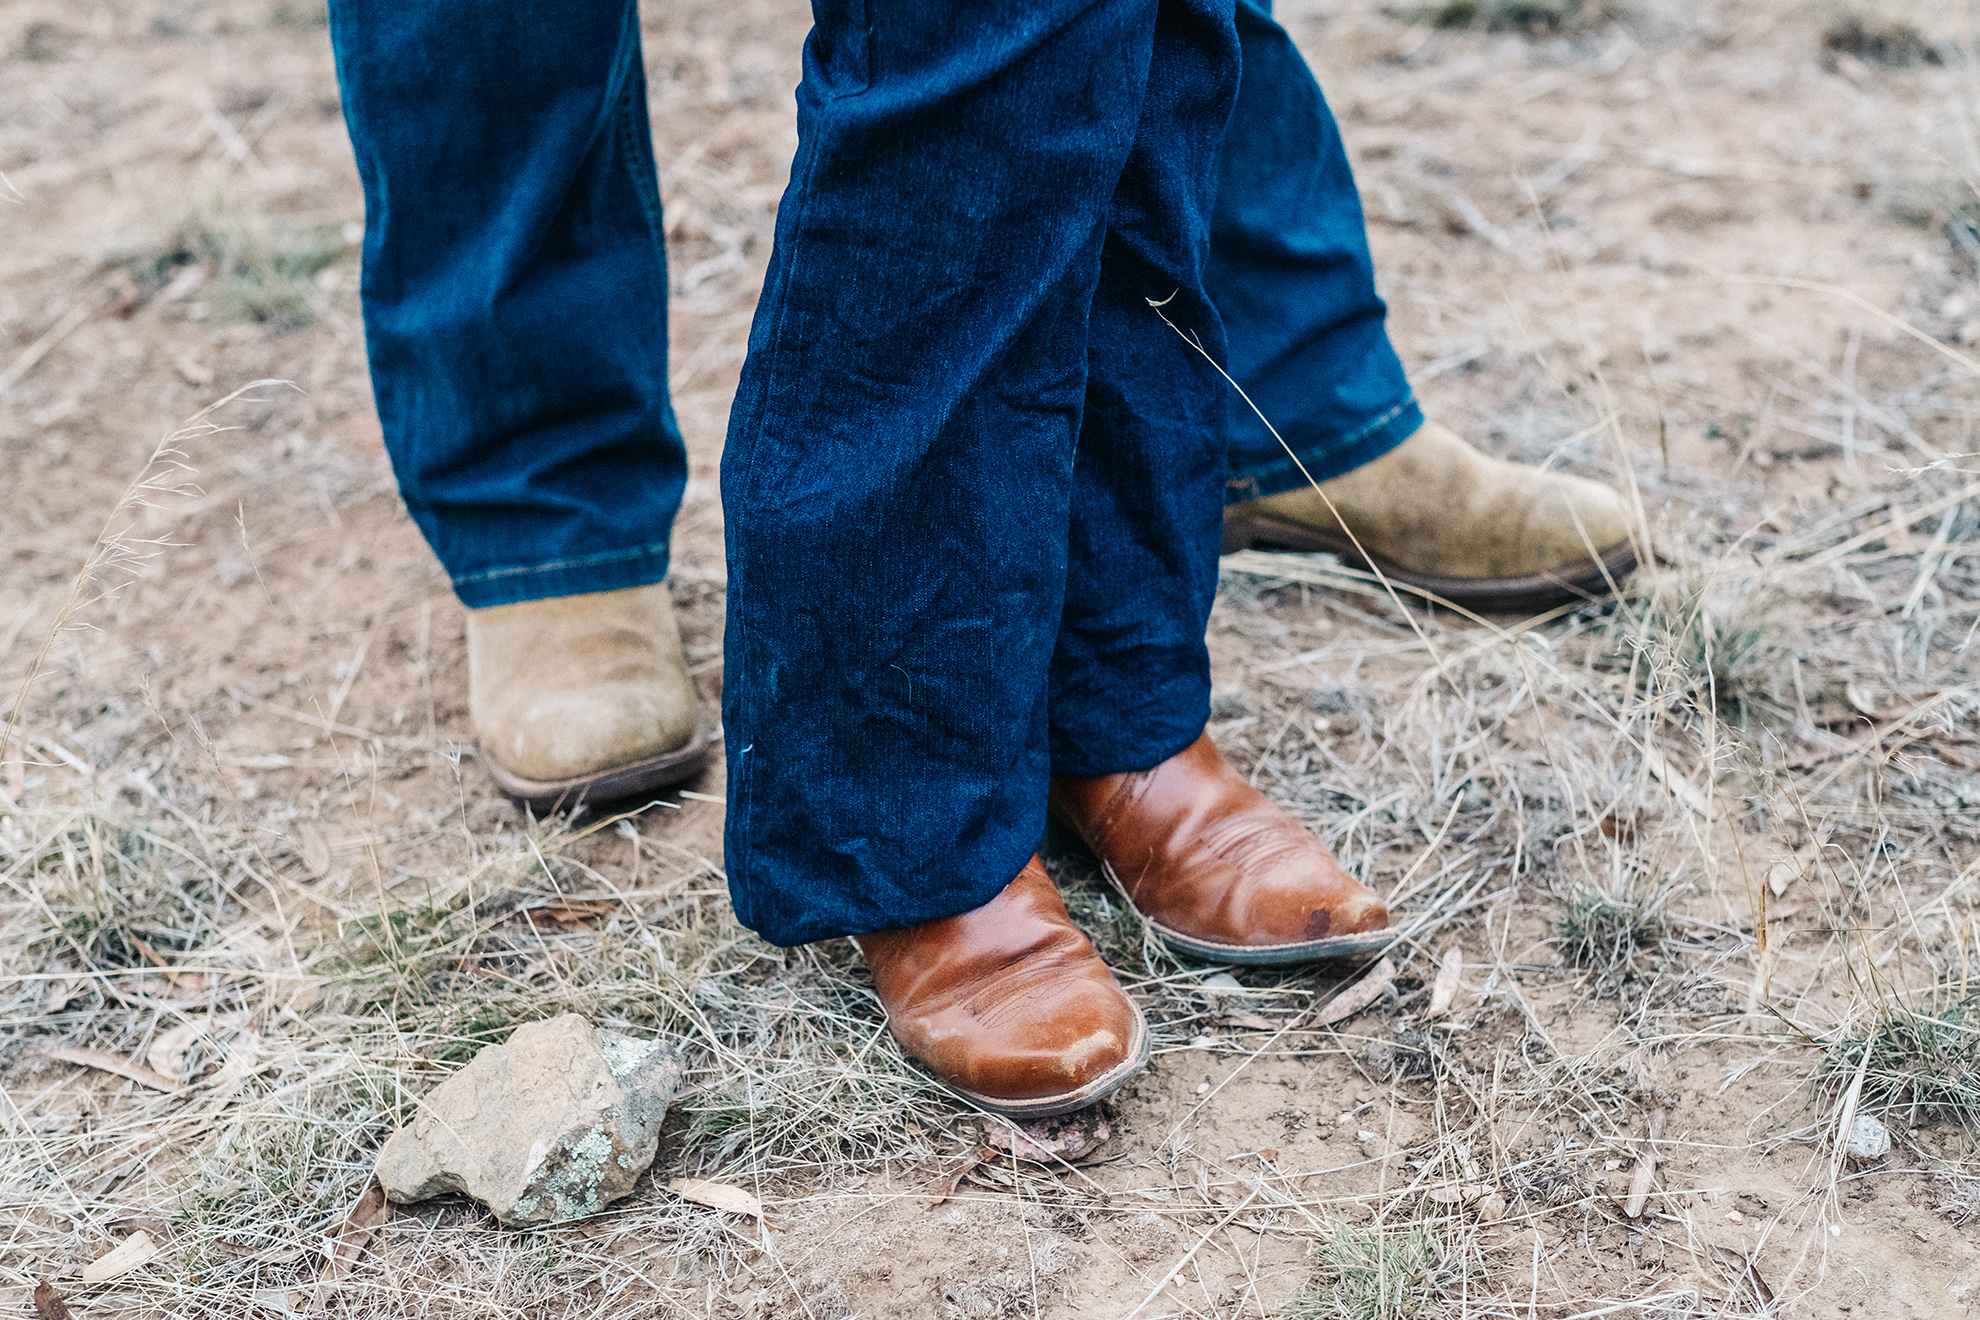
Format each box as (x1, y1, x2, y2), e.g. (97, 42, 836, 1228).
(469, 583, 715, 811)
(1051, 734, 1393, 966)
(858, 857, 1148, 1117)
(1222, 421, 1638, 613)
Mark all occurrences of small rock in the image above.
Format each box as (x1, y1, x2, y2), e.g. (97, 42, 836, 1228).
(374, 1014, 682, 1226)
(1844, 1113, 1891, 1160)
(1200, 973, 1245, 999)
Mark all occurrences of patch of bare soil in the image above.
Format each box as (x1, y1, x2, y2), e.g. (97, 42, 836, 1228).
(5, 0, 1980, 1315)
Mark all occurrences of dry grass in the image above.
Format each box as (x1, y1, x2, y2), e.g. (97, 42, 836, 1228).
(1289, 1207, 1488, 1320)
(7, 0, 1980, 1315)
(2, 777, 965, 1282)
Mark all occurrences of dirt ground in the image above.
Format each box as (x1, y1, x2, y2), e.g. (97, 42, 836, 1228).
(6, 0, 1980, 1316)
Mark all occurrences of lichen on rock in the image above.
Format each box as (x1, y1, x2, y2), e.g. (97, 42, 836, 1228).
(373, 1013, 684, 1226)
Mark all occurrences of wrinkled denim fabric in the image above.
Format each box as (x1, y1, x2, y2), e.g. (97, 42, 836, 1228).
(1215, 0, 1420, 500)
(328, 0, 1420, 942)
(721, 0, 1241, 945)
(328, 0, 1414, 611)
(328, 0, 685, 609)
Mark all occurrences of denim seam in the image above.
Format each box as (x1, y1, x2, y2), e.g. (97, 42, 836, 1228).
(730, 92, 848, 931)
(1227, 391, 1419, 493)
(451, 541, 671, 587)
(614, 15, 668, 263)
(1292, 392, 1413, 458)
(732, 46, 877, 926)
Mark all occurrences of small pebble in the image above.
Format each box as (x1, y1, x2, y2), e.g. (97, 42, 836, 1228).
(1357, 1130, 1377, 1143)
(1844, 1114, 1892, 1159)
(1195, 1083, 1209, 1095)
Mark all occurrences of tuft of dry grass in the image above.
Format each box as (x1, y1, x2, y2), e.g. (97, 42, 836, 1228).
(1290, 1207, 1487, 1320)
(121, 199, 347, 333)
(1815, 987, 1980, 1132)
(2, 786, 960, 1313)
(1555, 856, 1677, 988)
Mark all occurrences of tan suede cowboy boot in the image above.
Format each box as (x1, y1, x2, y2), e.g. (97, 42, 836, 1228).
(469, 583, 715, 811)
(1221, 422, 1638, 613)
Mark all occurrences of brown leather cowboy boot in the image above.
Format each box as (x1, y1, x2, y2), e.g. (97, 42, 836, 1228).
(470, 583, 716, 812)
(1050, 734, 1390, 965)
(1221, 421, 1638, 613)
(858, 856, 1148, 1118)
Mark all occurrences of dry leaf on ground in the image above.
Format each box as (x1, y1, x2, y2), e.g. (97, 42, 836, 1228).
(1425, 943, 1463, 1018)
(1643, 746, 1712, 817)
(927, 1152, 989, 1205)
(49, 1048, 180, 1093)
(146, 1020, 207, 1083)
(1624, 1109, 1666, 1218)
(81, 1230, 159, 1284)
(1315, 958, 1395, 1027)
(314, 1182, 390, 1296)
(1425, 1182, 1494, 1206)
(214, 1238, 307, 1264)
(273, 975, 323, 1014)
(670, 1178, 765, 1219)
(294, 823, 332, 878)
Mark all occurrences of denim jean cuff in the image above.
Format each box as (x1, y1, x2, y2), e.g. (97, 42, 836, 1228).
(447, 541, 672, 609)
(1222, 395, 1423, 504)
(1049, 707, 1209, 780)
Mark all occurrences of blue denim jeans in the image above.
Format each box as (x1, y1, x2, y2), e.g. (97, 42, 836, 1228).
(329, 0, 683, 607)
(328, 0, 1416, 613)
(1215, 0, 1419, 499)
(330, 0, 1419, 943)
(720, 0, 1239, 944)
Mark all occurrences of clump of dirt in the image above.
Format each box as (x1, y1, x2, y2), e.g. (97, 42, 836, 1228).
(1823, 14, 1943, 67)
(1402, 0, 1628, 34)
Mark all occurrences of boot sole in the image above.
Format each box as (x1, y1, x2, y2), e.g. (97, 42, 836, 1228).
(1045, 829, 1402, 970)
(481, 713, 719, 813)
(1090, 856, 1398, 968)
(940, 999, 1151, 1120)
(1220, 512, 1638, 615)
(1147, 917, 1396, 967)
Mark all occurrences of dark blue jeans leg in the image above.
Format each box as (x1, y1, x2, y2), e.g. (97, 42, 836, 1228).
(1210, 0, 1422, 502)
(1048, 33, 1237, 777)
(721, 0, 1240, 946)
(328, 0, 687, 608)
